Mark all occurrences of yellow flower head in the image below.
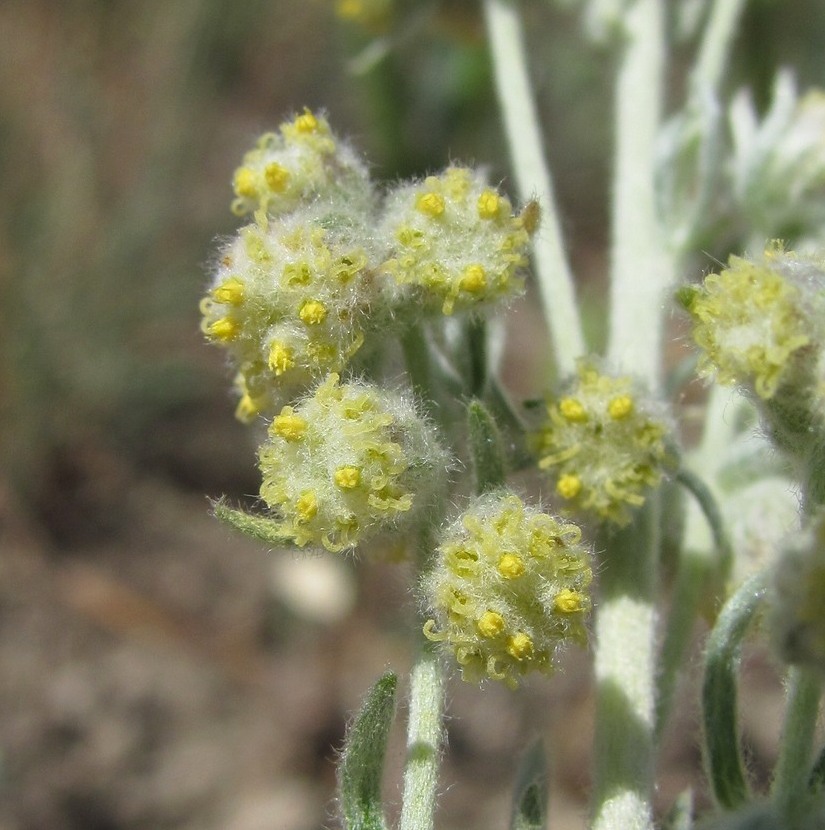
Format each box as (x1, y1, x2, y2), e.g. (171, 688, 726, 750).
(200, 207, 383, 419)
(258, 375, 450, 553)
(230, 109, 373, 218)
(379, 166, 532, 315)
(680, 245, 824, 400)
(534, 359, 674, 526)
(423, 492, 592, 688)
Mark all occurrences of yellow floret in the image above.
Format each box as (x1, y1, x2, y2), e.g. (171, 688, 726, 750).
(416, 192, 446, 217)
(271, 411, 308, 441)
(294, 109, 319, 133)
(296, 491, 318, 522)
(477, 610, 506, 638)
(459, 264, 487, 294)
(207, 317, 240, 342)
(233, 167, 258, 198)
(264, 162, 290, 192)
(554, 589, 585, 614)
(559, 397, 588, 422)
(212, 277, 245, 306)
(557, 474, 583, 500)
(334, 466, 362, 489)
(268, 341, 295, 375)
(507, 632, 534, 661)
(477, 190, 501, 219)
(299, 299, 328, 326)
(608, 395, 634, 420)
(497, 553, 525, 579)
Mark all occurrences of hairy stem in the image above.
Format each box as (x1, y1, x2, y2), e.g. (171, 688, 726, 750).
(481, 0, 584, 375)
(399, 646, 445, 830)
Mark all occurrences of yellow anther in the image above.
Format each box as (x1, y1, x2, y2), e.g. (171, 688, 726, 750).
(498, 553, 525, 579)
(459, 264, 487, 294)
(559, 397, 587, 422)
(212, 277, 245, 306)
(477, 190, 501, 219)
(268, 341, 295, 375)
(295, 491, 318, 522)
(294, 108, 319, 133)
(264, 162, 290, 192)
(477, 610, 505, 638)
(207, 317, 240, 342)
(299, 299, 328, 326)
(506, 632, 534, 660)
(554, 588, 584, 614)
(608, 395, 634, 420)
(416, 192, 446, 217)
(557, 473, 583, 500)
(334, 466, 361, 489)
(233, 167, 258, 198)
(271, 411, 308, 441)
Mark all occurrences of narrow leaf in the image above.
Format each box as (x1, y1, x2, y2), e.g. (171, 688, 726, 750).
(211, 498, 292, 547)
(467, 399, 506, 494)
(339, 672, 398, 830)
(510, 739, 548, 830)
(702, 572, 767, 810)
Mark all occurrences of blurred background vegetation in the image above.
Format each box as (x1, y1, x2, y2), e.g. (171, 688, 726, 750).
(0, 1, 824, 828)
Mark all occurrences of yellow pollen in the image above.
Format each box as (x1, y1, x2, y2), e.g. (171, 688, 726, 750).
(416, 192, 446, 217)
(459, 264, 487, 294)
(212, 277, 245, 306)
(498, 554, 525, 579)
(608, 395, 634, 419)
(294, 109, 319, 133)
(271, 411, 308, 441)
(554, 589, 584, 614)
(268, 341, 295, 375)
(233, 167, 257, 198)
(264, 162, 290, 192)
(507, 632, 534, 661)
(559, 397, 587, 422)
(477, 610, 505, 638)
(334, 466, 361, 489)
(557, 473, 583, 500)
(299, 299, 328, 325)
(295, 491, 318, 522)
(207, 317, 239, 342)
(477, 190, 501, 219)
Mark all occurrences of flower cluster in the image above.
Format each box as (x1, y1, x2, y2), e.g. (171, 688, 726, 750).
(534, 360, 673, 525)
(202, 111, 533, 421)
(680, 244, 825, 400)
(201, 208, 380, 420)
(423, 492, 592, 688)
(258, 374, 448, 552)
(381, 167, 532, 315)
(230, 109, 372, 219)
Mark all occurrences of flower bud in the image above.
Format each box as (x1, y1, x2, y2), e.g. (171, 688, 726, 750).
(230, 109, 373, 218)
(423, 492, 592, 688)
(534, 360, 674, 526)
(201, 207, 384, 419)
(257, 374, 450, 553)
(679, 244, 825, 401)
(379, 166, 532, 316)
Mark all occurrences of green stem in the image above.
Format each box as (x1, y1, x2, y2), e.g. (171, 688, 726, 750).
(691, 0, 749, 96)
(592, 502, 658, 830)
(772, 667, 823, 825)
(481, 0, 584, 375)
(606, 0, 670, 391)
(702, 571, 766, 810)
(399, 645, 445, 830)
